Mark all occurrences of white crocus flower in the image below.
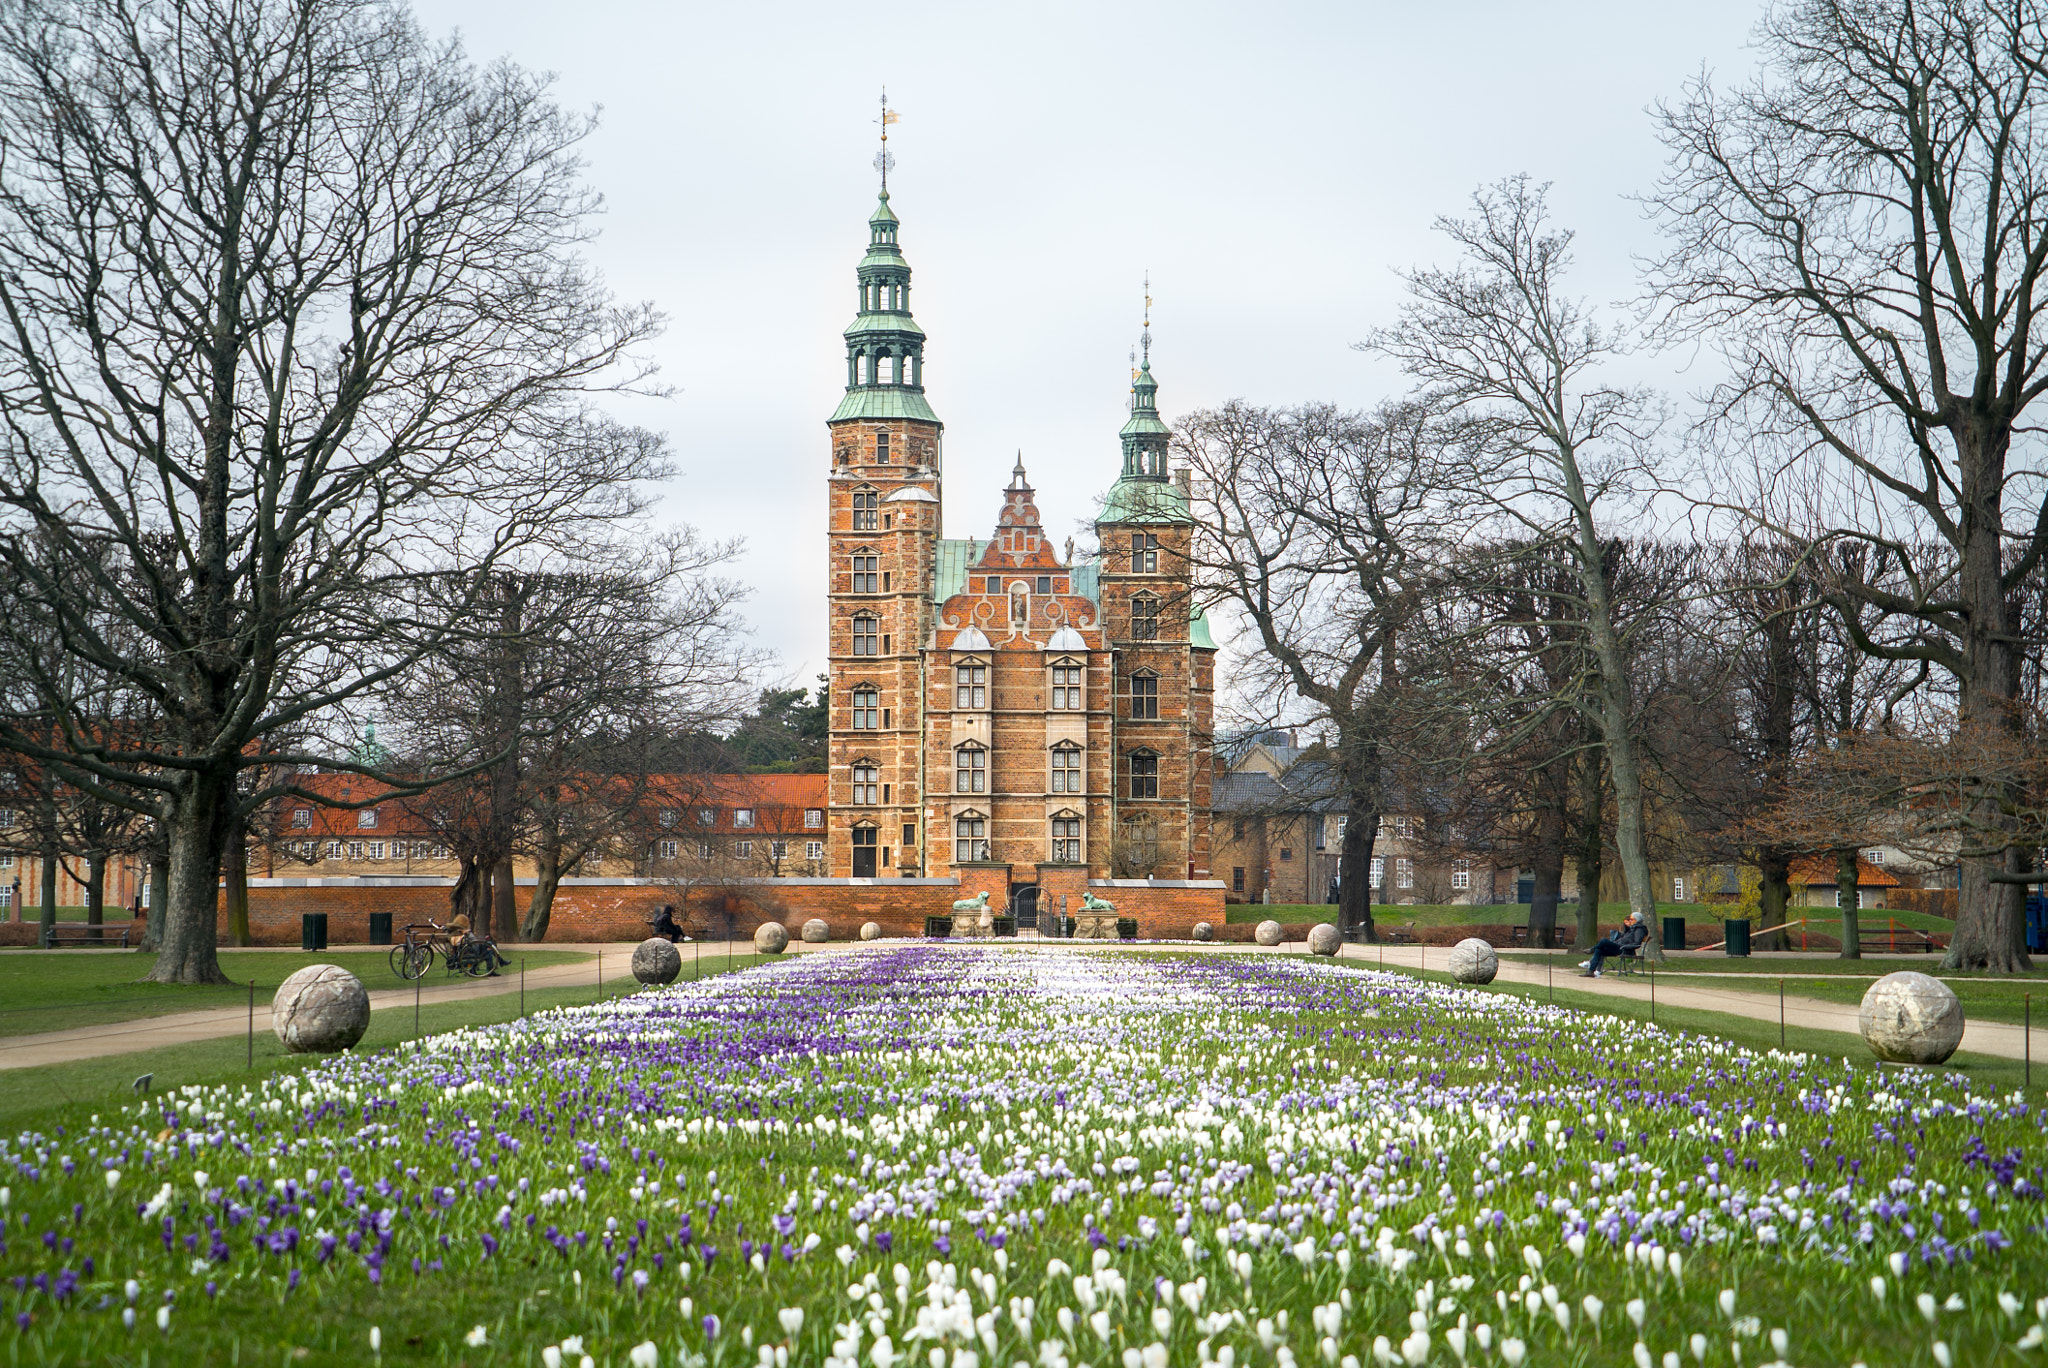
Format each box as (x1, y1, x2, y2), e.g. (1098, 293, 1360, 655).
(464, 1325, 488, 1347)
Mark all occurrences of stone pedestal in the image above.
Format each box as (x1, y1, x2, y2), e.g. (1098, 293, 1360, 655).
(952, 905, 993, 937)
(1073, 913, 1118, 940)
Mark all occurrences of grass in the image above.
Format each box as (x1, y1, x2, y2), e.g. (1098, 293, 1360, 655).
(1659, 966, 2048, 1028)
(1230, 900, 1959, 935)
(0, 946, 594, 1039)
(0, 952, 767, 1134)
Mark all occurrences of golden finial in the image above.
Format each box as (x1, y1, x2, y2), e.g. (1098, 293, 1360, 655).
(875, 88, 900, 191)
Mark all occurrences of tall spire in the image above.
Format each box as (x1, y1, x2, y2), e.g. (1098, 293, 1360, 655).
(829, 101, 939, 427)
(1118, 279, 1167, 481)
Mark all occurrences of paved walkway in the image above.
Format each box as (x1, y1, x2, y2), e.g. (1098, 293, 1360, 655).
(5, 937, 2038, 1071)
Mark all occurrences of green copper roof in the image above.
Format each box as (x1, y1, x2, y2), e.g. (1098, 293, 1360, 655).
(932, 538, 985, 603)
(1189, 606, 1216, 650)
(1097, 474, 1191, 525)
(1118, 408, 1170, 438)
(830, 388, 942, 423)
(870, 191, 899, 226)
(845, 311, 925, 340)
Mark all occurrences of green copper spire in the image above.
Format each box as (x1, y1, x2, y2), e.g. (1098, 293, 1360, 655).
(1099, 280, 1189, 525)
(830, 185, 941, 425)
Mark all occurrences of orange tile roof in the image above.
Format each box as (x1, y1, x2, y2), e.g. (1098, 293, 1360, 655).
(1789, 855, 1901, 888)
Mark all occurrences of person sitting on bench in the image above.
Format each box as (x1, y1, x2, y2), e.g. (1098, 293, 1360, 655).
(1580, 910, 1649, 977)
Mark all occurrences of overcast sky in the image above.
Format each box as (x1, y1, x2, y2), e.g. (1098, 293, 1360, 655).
(407, 0, 1762, 705)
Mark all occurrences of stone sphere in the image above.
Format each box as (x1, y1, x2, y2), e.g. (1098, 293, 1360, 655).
(1448, 937, 1500, 984)
(1191, 921, 1214, 942)
(753, 921, 790, 955)
(1255, 919, 1284, 947)
(802, 918, 830, 944)
(1307, 923, 1341, 956)
(271, 964, 369, 1054)
(631, 938, 681, 985)
(1860, 971, 1965, 1065)
(860, 921, 882, 941)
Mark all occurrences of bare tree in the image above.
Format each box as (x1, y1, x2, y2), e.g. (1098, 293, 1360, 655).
(0, 0, 664, 983)
(1649, 0, 2048, 970)
(1364, 176, 1673, 941)
(1179, 400, 1475, 942)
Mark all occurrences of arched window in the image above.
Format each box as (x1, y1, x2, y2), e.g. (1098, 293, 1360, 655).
(955, 813, 989, 864)
(1130, 596, 1159, 640)
(851, 488, 879, 531)
(955, 661, 986, 709)
(954, 744, 986, 795)
(850, 550, 879, 593)
(1050, 812, 1083, 863)
(851, 687, 879, 729)
(1049, 658, 1084, 710)
(1127, 749, 1159, 800)
(852, 614, 879, 657)
(1050, 742, 1082, 794)
(850, 762, 879, 805)
(1128, 670, 1159, 720)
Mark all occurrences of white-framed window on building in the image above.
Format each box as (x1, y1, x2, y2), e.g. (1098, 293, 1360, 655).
(852, 487, 879, 531)
(292, 808, 312, 828)
(1130, 596, 1159, 640)
(734, 809, 755, 828)
(1050, 743, 1082, 794)
(1396, 858, 1413, 888)
(1051, 813, 1082, 863)
(851, 763, 879, 805)
(367, 841, 385, 860)
(955, 744, 986, 794)
(804, 809, 824, 829)
(698, 808, 715, 826)
(347, 841, 363, 861)
(0, 885, 10, 911)
(806, 840, 824, 860)
(357, 809, 378, 829)
(657, 839, 678, 860)
(1131, 531, 1158, 573)
(955, 661, 987, 709)
(1128, 749, 1159, 800)
(0, 852, 12, 869)
(852, 614, 880, 657)
(1050, 660, 1084, 709)
(852, 686, 879, 729)
(698, 841, 712, 859)
(659, 808, 677, 828)
(736, 841, 753, 858)
(1674, 876, 1688, 902)
(325, 841, 343, 860)
(851, 551, 879, 593)
(955, 813, 989, 864)
(770, 840, 787, 860)
(1371, 857, 1384, 885)
(1452, 861, 1471, 891)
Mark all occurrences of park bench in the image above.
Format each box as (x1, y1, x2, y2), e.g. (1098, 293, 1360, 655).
(43, 925, 131, 948)
(1857, 925, 1943, 954)
(1379, 927, 1414, 945)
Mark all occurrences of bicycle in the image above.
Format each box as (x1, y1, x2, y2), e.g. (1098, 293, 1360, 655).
(390, 921, 452, 980)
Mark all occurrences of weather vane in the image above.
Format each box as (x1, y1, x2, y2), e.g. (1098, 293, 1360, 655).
(1141, 271, 1152, 367)
(875, 87, 899, 191)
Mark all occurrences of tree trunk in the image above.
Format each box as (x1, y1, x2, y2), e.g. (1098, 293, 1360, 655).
(37, 838, 56, 948)
(490, 854, 517, 945)
(523, 841, 562, 941)
(141, 849, 170, 953)
(143, 780, 234, 985)
(1572, 747, 1605, 951)
(1530, 858, 1563, 950)
(84, 853, 105, 944)
(1757, 849, 1791, 953)
(1836, 848, 1863, 961)
(223, 811, 250, 947)
(1338, 802, 1378, 943)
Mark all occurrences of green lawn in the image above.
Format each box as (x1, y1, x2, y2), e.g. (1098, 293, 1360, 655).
(0, 952, 767, 1133)
(1231, 901, 1961, 941)
(1655, 966, 2048, 1028)
(0, 946, 593, 1039)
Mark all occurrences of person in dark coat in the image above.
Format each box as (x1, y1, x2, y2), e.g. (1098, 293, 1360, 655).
(1580, 910, 1649, 976)
(650, 905, 685, 943)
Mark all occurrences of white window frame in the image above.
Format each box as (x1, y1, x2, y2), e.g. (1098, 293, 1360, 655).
(1396, 857, 1413, 889)
(357, 809, 378, 829)
(1451, 861, 1470, 891)
(735, 840, 753, 858)
(804, 809, 824, 829)
(806, 840, 824, 860)
(658, 839, 679, 860)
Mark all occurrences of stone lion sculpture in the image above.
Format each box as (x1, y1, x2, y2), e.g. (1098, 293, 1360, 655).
(1080, 892, 1116, 913)
(951, 891, 991, 915)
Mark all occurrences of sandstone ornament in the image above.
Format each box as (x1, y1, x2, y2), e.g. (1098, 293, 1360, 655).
(754, 921, 790, 955)
(631, 938, 681, 986)
(271, 964, 370, 1054)
(802, 918, 830, 943)
(1255, 919, 1284, 947)
(860, 922, 882, 941)
(1448, 937, 1500, 984)
(1191, 921, 1214, 942)
(1307, 923, 1341, 956)
(1859, 970, 1965, 1065)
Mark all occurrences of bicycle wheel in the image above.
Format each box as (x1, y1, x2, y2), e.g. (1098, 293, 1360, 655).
(388, 945, 412, 978)
(396, 943, 432, 980)
(462, 946, 493, 978)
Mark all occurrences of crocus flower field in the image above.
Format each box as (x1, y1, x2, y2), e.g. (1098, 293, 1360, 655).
(5, 947, 2044, 1366)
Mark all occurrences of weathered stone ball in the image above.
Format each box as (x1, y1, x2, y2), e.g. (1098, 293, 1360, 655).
(802, 918, 830, 944)
(860, 921, 882, 941)
(1860, 971, 1965, 1065)
(631, 937, 681, 986)
(1255, 919, 1284, 947)
(271, 964, 369, 1054)
(1307, 923, 1341, 956)
(753, 921, 789, 955)
(1448, 937, 1500, 984)
(1191, 921, 1214, 942)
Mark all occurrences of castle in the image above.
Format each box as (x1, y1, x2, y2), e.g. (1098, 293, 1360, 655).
(822, 189, 1216, 916)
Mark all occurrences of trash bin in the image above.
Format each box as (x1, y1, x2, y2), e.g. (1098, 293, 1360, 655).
(367, 911, 393, 946)
(1662, 915, 1686, 951)
(1724, 917, 1751, 957)
(301, 912, 328, 952)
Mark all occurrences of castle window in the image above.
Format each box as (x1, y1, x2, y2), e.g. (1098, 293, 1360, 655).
(1233, 867, 1245, 892)
(852, 489, 879, 531)
(1128, 671, 1159, 720)
(954, 744, 986, 794)
(1130, 596, 1159, 640)
(1037, 575, 1052, 594)
(1132, 532, 1158, 574)
(984, 576, 1002, 594)
(876, 431, 891, 462)
(851, 763, 879, 805)
(851, 552, 879, 593)
(1371, 857, 1384, 885)
(955, 814, 989, 864)
(1051, 814, 1082, 863)
(955, 662, 986, 709)
(1050, 743, 1082, 794)
(852, 614, 879, 656)
(852, 687, 879, 729)
(1050, 660, 1084, 709)
(1127, 750, 1159, 800)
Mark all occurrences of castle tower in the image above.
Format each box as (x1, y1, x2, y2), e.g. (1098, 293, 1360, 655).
(1094, 322, 1216, 880)
(826, 190, 942, 877)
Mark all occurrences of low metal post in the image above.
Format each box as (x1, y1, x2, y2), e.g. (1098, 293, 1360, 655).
(247, 980, 255, 1068)
(1648, 963, 1655, 1025)
(1547, 960, 1552, 1005)
(520, 957, 526, 1017)
(414, 966, 420, 1037)
(2028, 994, 2033, 1089)
(597, 948, 603, 1000)
(1779, 979, 1786, 1049)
